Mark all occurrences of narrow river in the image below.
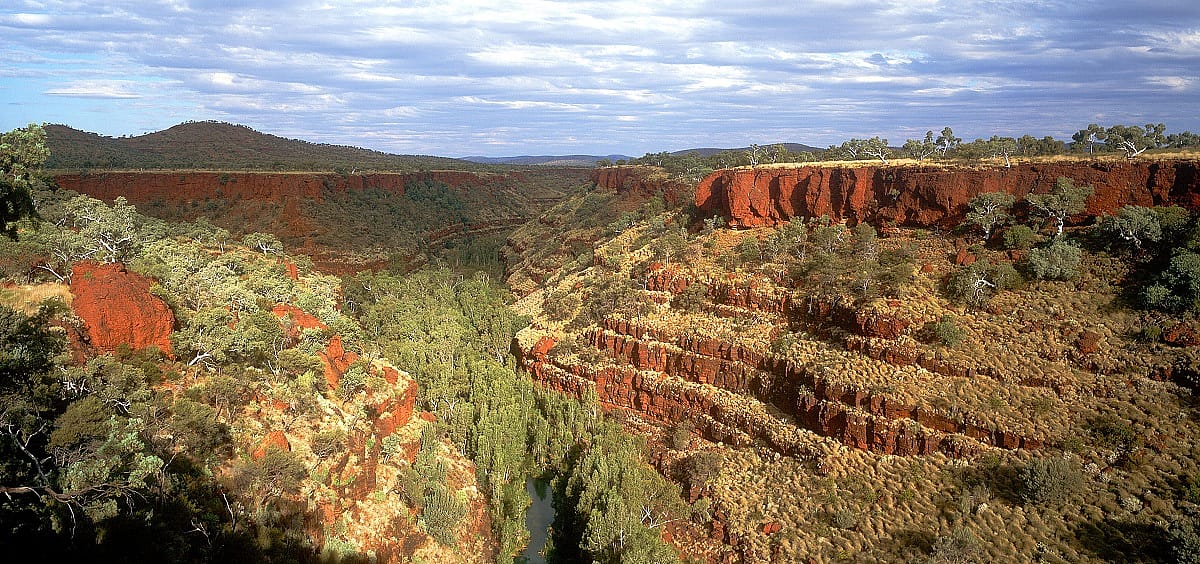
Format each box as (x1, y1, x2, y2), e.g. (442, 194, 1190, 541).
(521, 477, 555, 563)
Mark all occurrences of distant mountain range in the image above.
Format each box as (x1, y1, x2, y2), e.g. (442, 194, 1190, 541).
(463, 143, 825, 166)
(669, 143, 825, 157)
(461, 154, 631, 166)
(44, 120, 825, 171)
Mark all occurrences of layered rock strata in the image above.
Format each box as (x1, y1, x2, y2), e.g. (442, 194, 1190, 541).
(695, 160, 1200, 228)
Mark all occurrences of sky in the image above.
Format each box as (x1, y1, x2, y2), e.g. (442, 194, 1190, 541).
(2, 1, 1198, 157)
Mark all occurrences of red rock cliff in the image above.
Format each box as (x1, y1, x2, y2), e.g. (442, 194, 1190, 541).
(591, 166, 688, 207)
(53, 171, 505, 204)
(695, 160, 1200, 228)
(69, 261, 175, 355)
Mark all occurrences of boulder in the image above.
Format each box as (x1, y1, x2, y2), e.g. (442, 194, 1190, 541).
(69, 261, 175, 356)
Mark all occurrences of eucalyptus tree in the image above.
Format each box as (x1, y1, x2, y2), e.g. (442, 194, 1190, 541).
(1027, 177, 1094, 236)
(903, 131, 938, 161)
(935, 126, 961, 157)
(0, 123, 48, 238)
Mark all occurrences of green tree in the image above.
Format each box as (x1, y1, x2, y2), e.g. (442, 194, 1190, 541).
(945, 262, 1020, 308)
(903, 131, 938, 161)
(936, 127, 961, 157)
(984, 135, 1019, 167)
(651, 229, 689, 267)
(964, 192, 1016, 241)
(0, 124, 49, 239)
(1072, 124, 1106, 153)
(1026, 240, 1082, 280)
(242, 232, 283, 255)
(1105, 123, 1166, 158)
(861, 136, 891, 164)
(1026, 177, 1094, 236)
(1142, 249, 1200, 312)
(1095, 205, 1163, 253)
(1017, 135, 1066, 156)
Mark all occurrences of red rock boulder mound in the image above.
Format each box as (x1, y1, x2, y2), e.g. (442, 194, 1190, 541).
(69, 261, 175, 356)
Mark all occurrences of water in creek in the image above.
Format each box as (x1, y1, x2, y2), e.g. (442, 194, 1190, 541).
(520, 477, 555, 564)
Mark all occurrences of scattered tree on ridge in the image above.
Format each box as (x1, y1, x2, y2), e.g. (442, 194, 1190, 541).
(935, 126, 961, 157)
(903, 131, 938, 161)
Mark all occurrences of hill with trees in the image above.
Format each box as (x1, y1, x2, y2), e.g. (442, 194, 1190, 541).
(44, 121, 490, 172)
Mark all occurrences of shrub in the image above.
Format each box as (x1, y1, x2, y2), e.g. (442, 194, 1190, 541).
(541, 290, 580, 321)
(310, 428, 346, 459)
(1087, 415, 1142, 451)
(831, 508, 861, 530)
(1003, 225, 1038, 250)
(671, 282, 709, 312)
(421, 485, 467, 546)
(928, 526, 983, 563)
(944, 263, 1018, 308)
(668, 420, 694, 450)
(1170, 517, 1200, 564)
(1142, 249, 1200, 313)
(928, 315, 966, 347)
(336, 364, 367, 400)
(1026, 240, 1082, 280)
(1138, 324, 1163, 342)
(681, 451, 722, 490)
(1020, 456, 1084, 504)
(989, 262, 1023, 290)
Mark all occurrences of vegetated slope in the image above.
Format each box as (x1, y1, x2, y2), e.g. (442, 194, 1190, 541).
(54, 167, 590, 273)
(0, 239, 495, 562)
(508, 163, 1200, 562)
(45, 121, 484, 171)
(504, 165, 690, 296)
(0, 185, 692, 564)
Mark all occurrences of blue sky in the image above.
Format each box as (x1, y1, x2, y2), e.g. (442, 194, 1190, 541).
(2, 1, 1198, 157)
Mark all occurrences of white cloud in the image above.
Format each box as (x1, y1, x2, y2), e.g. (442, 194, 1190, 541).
(44, 80, 143, 98)
(2, 0, 1199, 155)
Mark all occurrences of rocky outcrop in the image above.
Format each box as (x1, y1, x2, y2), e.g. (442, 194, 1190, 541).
(318, 335, 358, 390)
(520, 313, 1043, 457)
(252, 430, 291, 459)
(373, 364, 418, 439)
(591, 166, 688, 207)
(272, 303, 327, 335)
(69, 261, 175, 355)
(695, 160, 1200, 228)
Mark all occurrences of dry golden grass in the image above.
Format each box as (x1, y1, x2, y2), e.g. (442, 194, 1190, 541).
(0, 282, 72, 315)
(514, 192, 1200, 562)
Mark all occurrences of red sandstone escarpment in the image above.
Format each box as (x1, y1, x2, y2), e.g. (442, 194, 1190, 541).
(69, 261, 175, 355)
(52, 170, 516, 204)
(591, 166, 688, 208)
(695, 160, 1200, 229)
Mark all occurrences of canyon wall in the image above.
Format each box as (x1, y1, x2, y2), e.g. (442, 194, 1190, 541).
(54, 170, 504, 204)
(590, 166, 688, 207)
(695, 159, 1200, 228)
